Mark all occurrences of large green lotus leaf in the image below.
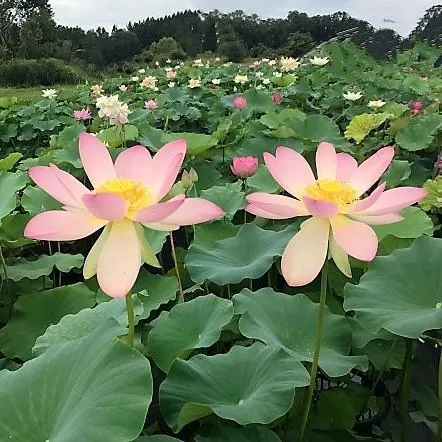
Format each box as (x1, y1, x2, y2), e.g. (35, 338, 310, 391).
(0, 123, 18, 142)
(0, 321, 152, 442)
(185, 224, 296, 285)
(162, 132, 218, 155)
(233, 289, 368, 377)
(247, 165, 280, 193)
(21, 185, 61, 215)
(200, 181, 245, 219)
(396, 114, 442, 151)
(0, 283, 95, 359)
(137, 437, 182, 442)
(33, 294, 144, 355)
(353, 338, 406, 371)
(344, 236, 442, 338)
(160, 343, 310, 432)
(381, 160, 411, 188)
(0, 170, 28, 219)
(260, 108, 306, 129)
(193, 221, 239, 250)
(6, 252, 84, 281)
(195, 424, 281, 442)
(344, 113, 388, 144)
(0, 213, 32, 248)
(148, 294, 234, 372)
(373, 207, 433, 241)
(0, 152, 22, 171)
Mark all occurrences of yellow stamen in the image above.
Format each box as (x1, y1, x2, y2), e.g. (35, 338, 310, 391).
(95, 178, 151, 218)
(304, 179, 357, 211)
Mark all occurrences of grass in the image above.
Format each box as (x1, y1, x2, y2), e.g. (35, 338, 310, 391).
(0, 84, 79, 104)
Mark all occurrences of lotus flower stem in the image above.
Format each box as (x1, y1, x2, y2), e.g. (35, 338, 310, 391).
(299, 259, 329, 440)
(400, 339, 413, 442)
(170, 232, 184, 303)
(125, 293, 135, 348)
(438, 347, 442, 442)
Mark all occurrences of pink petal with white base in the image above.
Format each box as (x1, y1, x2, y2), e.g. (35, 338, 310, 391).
(24, 210, 106, 241)
(356, 187, 427, 216)
(336, 153, 357, 182)
(146, 140, 186, 201)
(115, 145, 152, 183)
(349, 213, 403, 225)
(316, 142, 337, 180)
(348, 183, 386, 213)
(82, 193, 127, 221)
(264, 147, 315, 198)
(303, 196, 339, 217)
(159, 198, 223, 226)
(29, 166, 88, 209)
(348, 146, 394, 196)
(281, 217, 330, 286)
(246, 193, 308, 219)
(245, 204, 290, 220)
(79, 132, 116, 188)
(97, 219, 141, 298)
(133, 196, 185, 223)
(330, 215, 378, 261)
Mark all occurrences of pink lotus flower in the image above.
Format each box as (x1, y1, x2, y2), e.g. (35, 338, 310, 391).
(73, 108, 92, 121)
(246, 143, 426, 286)
(145, 100, 157, 110)
(231, 156, 258, 178)
(166, 70, 177, 79)
(272, 91, 283, 105)
(409, 100, 423, 115)
(24, 133, 223, 298)
(233, 95, 247, 109)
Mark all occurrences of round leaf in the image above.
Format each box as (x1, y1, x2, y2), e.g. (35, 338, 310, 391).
(148, 294, 234, 372)
(160, 343, 310, 432)
(344, 236, 442, 338)
(233, 289, 368, 377)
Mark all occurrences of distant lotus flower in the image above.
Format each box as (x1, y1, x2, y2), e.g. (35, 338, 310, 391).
(261, 58, 269, 63)
(246, 143, 426, 285)
(131, 76, 140, 82)
(272, 91, 283, 105)
(436, 154, 442, 169)
(256, 72, 264, 78)
(368, 100, 386, 109)
(262, 78, 271, 85)
(343, 91, 363, 101)
(90, 84, 104, 97)
(193, 58, 204, 67)
(188, 78, 201, 89)
(273, 72, 283, 78)
(231, 156, 258, 178)
(96, 95, 130, 126)
(138, 68, 146, 74)
(232, 95, 247, 110)
(42, 89, 57, 99)
(234, 74, 248, 84)
(24, 134, 223, 298)
(73, 108, 92, 121)
(145, 100, 157, 110)
(409, 100, 423, 115)
(168, 82, 176, 88)
(280, 57, 300, 72)
(166, 70, 177, 79)
(155, 61, 160, 66)
(119, 84, 128, 92)
(250, 60, 261, 68)
(215, 57, 221, 62)
(166, 59, 172, 64)
(268, 60, 277, 66)
(212, 78, 221, 85)
(310, 56, 330, 66)
(141, 76, 157, 89)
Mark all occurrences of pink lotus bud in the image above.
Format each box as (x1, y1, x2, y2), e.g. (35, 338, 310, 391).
(436, 154, 442, 169)
(231, 156, 258, 178)
(166, 70, 177, 79)
(181, 167, 199, 189)
(73, 108, 92, 121)
(272, 91, 283, 105)
(232, 95, 247, 109)
(145, 100, 157, 110)
(409, 100, 423, 115)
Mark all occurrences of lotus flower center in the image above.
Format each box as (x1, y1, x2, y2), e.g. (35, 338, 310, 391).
(304, 179, 357, 209)
(95, 178, 151, 217)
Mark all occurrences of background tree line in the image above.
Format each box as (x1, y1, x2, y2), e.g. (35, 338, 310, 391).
(0, 1, 441, 71)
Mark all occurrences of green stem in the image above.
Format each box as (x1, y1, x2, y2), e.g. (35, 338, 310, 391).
(227, 284, 231, 299)
(125, 294, 135, 348)
(299, 260, 329, 441)
(163, 116, 169, 132)
(243, 178, 248, 224)
(400, 339, 413, 442)
(437, 347, 442, 442)
(170, 232, 184, 303)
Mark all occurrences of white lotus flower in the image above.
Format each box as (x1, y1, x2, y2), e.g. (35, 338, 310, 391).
(168, 82, 176, 88)
(131, 76, 139, 82)
(343, 91, 363, 101)
(234, 75, 248, 84)
(119, 84, 128, 92)
(280, 57, 300, 72)
(96, 95, 131, 126)
(140, 76, 157, 89)
(368, 100, 386, 109)
(310, 56, 330, 66)
(262, 78, 271, 85)
(90, 84, 103, 97)
(188, 78, 201, 89)
(273, 72, 283, 78)
(42, 89, 57, 99)
(212, 78, 221, 85)
(138, 68, 146, 74)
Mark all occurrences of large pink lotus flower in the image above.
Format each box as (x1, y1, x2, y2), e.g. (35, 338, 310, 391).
(246, 143, 427, 286)
(24, 133, 223, 298)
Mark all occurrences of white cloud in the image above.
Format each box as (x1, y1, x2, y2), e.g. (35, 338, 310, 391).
(51, 0, 437, 36)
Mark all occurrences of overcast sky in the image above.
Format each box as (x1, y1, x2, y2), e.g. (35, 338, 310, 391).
(50, 0, 438, 36)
